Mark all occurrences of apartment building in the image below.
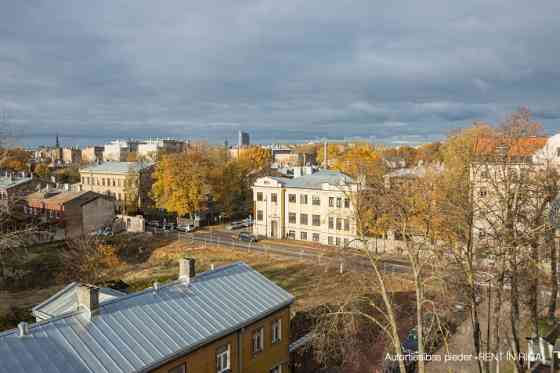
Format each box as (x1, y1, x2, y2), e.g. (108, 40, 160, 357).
(62, 147, 82, 164)
(0, 259, 294, 373)
(253, 170, 359, 248)
(0, 174, 38, 212)
(81, 145, 104, 163)
(137, 138, 186, 161)
(24, 189, 115, 238)
(78, 161, 154, 210)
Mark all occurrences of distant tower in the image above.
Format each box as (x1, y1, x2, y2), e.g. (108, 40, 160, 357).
(238, 131, 250, 147)
(55, 134, 60, 148)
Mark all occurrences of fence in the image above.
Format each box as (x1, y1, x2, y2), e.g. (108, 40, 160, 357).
(178, 232, 411, 274)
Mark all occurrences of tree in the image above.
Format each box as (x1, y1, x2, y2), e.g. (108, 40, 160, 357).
(33, 163, 50, 179)
(238, 146, 272, 173)
(0, 148, 31, 172)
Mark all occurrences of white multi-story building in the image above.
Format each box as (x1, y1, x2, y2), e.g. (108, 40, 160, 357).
(252, 170, 360, 247)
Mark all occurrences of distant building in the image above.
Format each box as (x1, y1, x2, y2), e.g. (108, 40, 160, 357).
(78, 161, 154, 211)
(24, 190, 115, 239)
(62, 147, 82, 165)
(253, 170, 360, 248)
(137, 138, 186, 160)
(0, 259, 293, 373)
(81, 146, 104, 163)
(238, 130, 250, 147)
(103, 140, 131, 162)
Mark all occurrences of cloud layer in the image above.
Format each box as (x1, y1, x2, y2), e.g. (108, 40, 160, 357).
(1, 0, 560, 145)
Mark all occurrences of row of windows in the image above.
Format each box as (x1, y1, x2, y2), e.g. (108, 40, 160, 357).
(256, 191, 349, 208)
(167, 318, 283, 373)
(24, 206, 61, 219)
(287, 213, 321, 226)
(81, 176, 127, 188)
(286, 230, 351, 247)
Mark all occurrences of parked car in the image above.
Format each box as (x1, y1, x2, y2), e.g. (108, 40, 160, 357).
(228, 221, 244, 230)
(147, 220, 161, 228)
(241, 218, 253, 227)
(237, 232, 258, 242)
(92, 227, 113, 237)
(162, 223, 176, 232)
(176, 224, 196, 232)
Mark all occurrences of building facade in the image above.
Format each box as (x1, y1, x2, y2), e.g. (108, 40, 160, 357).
(62, 147, 82, 164)
(81, 146, 104, 163)
(0, 174, 37, 213)
(78, 161, 154, 210)
(253, 170, 359, 248)
(238, 130, 250, 147)
(24, 190, 115, 238)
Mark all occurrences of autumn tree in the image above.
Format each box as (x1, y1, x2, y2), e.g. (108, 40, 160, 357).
(59, 237, 121, 283)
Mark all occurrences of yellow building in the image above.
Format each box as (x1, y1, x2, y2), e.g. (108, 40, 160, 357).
(0, 259, 294, 373)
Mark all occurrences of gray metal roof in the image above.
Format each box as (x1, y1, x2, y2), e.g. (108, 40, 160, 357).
(0, 262, 294, 373)
(0, 176, 33, 189)
(32, 282, 126, 321)
(80, 162, 154, 175)
(284, 170, 354, 189)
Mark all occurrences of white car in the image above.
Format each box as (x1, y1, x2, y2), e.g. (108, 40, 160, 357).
(177, 224, 195, 232)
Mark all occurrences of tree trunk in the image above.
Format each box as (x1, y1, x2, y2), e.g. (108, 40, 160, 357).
(548, 229, 558, 320)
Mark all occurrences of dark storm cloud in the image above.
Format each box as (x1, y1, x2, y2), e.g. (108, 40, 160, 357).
(1, 0, 560, 145)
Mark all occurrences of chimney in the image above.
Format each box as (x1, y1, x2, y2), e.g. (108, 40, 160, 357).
(77, 284, 100, 313)
(179, 258, 196, 283)
(17, 322, 29, 337)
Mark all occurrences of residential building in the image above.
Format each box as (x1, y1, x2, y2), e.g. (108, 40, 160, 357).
(272, 148, 315, 168)
(24, 189, 115, 238)
(383, 163, 444, 189)
(78, 161, 154, 210)
(253, 170, 359, 248)
(81, 146, 104, 163)
(239, 130, 250, 147)
(62, 147, 82, 164)
(0, 259, 294, 373)
(103, 140, 144, 161)
(137, 138, 186, 161)
(0, 174, 37, 213)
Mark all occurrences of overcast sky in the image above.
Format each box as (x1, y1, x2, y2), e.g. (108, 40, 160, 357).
(2, 0, 560, 146)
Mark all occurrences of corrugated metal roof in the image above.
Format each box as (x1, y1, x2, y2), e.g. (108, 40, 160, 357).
(0, 176, 33, 189)
(0, 262, 294, 373)
(284, 170, 354, 189)
(80, 162, 154, 175)
(32, 282, 126, 321)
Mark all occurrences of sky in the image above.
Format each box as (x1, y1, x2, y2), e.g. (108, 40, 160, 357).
(1, 0, 560, 147)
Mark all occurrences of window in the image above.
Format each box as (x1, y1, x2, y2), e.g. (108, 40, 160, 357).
(168, 363, 186, 373)
(270, 365, 282, 373)
(257, 192, 263, 201)
(336, 218, 342, 230)
(344, 238, 349, 247)
(288, 213, 296, 224)
(252, 327, 264, 354)
(480, 169, 489, 179)
(216, 345, 230, 373)
(328, 217, 334, 229)
(557, 147, 560, 157)
(300, 213, 308, 225)
(312, 196, 320, 206)
(328, 236, 334, 245)
(300, 194, 308, 204)
(257, 210, 263, 221)
(272, 319, 282, 343)
(328, 197, 334, 207)
(117, 179, 122, 187)
(336, 197, 342, 208)
(344, 219, 350, 231)
(344, 198, 350, 208)
(112, 179, 116, 187)
(312, 233, 320, 242)
(479, 188, 487, 198)
(81, 177, 85, 184)
(102, 178, 106, 186)
(300, 231, 308, 240)
(271, 193, 277, 203)
(287, 230, 296, 239)
(312, 215, 320, 226)
(288, 194, 296, 203)
(336, 237, 341, 246)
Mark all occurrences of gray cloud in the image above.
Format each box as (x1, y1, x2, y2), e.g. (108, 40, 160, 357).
(1, 0, 560, 146)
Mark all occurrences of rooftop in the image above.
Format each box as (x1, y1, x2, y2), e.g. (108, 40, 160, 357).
(0, 176, 33, 189)
(80, 161, 154, 174)
(32, 282, 126, 321)
(284, 169, 354, 189)
(0, 262, 294, 373)
(25, 191, 100, 206)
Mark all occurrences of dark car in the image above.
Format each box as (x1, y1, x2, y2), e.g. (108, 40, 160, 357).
(237, 232, 258, 242)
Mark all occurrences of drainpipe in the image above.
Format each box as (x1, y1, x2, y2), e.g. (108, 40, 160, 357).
(237, 327, 244, 372)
